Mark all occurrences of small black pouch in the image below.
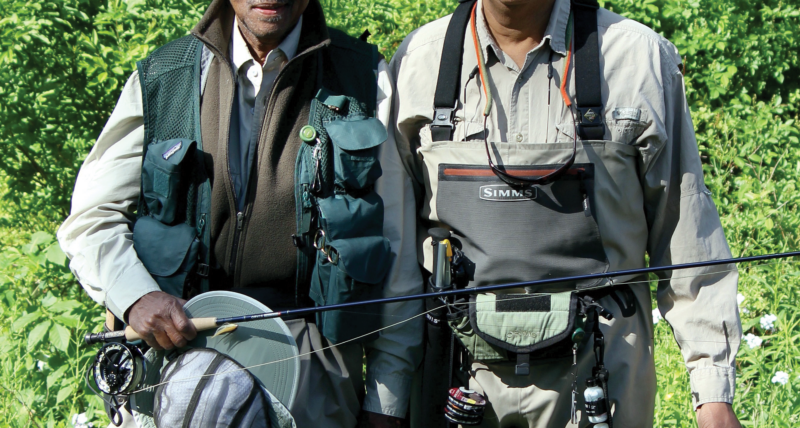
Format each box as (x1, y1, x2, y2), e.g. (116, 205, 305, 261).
(133, 216, 199, 299)
(141, 138, 197, 225)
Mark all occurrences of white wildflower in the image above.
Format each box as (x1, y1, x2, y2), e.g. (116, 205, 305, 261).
(760, 314, 778, 331)
(742, 333, 763, 349)
(36, 360, 46, 371)
(772, 371, 789, 385)
(652, 308, 663, 324)
(71, 413, 93, 428)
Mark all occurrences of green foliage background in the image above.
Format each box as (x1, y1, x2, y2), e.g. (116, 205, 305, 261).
(1, 0, 799, 426)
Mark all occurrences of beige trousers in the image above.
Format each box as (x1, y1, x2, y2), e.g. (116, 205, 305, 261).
(463, 285, 657, 428)
(107, 319, 364, 428)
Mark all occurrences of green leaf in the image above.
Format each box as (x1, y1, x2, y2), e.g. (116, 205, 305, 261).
(27, 320, 51, 350)
(45, 243, 66, 265)
(48, 299, 81, 313)
(47, 365, 68, 389)
(56, 383, 75, 404)
(54, 315, 78, 327)
(30, 231, 53, 246)
(49, 323, 70, 353)
(12, 310, 42, 331)
(42, 293, 58, 307)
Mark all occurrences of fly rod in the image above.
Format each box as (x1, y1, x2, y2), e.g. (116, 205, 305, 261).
(85, 250, 800, 345)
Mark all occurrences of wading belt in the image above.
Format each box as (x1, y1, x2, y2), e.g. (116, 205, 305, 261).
(430, 0, 605, 142)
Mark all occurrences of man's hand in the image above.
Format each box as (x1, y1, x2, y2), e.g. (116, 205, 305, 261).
(697, 402, 742, 428)
(357, 411, 406, 428)
(125, 291, 196, 350)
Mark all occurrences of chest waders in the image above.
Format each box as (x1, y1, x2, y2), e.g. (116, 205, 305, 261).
(418, 0, 637, 426)
(131, 31, 390, 346)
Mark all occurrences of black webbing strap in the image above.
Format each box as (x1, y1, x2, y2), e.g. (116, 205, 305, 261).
(571, 0, 605, 140)
(431, 0, 476, 142)
(181, 352, 226, 428)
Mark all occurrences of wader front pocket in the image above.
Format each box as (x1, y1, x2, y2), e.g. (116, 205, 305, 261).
(451, 291, 591, 363)
(308, 235, 391, 344)
(324, 118, 387, 191)
(142, 139, 197, 224)
(133, 216, 199, 299)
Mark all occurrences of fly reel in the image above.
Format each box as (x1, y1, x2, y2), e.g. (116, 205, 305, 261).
(90, 342, 145, 396)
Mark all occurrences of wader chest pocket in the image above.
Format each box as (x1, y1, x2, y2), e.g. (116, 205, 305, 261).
(436, 163, 609, 290)
(142, 139, 197, 224)
(324, 118, 387, 191)
(133, 216, 199, 299)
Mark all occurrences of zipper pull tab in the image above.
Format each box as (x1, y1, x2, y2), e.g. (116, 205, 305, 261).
(236, 212, 245, 231)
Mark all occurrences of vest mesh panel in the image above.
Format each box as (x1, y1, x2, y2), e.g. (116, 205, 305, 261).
(137, 36, 202, 225)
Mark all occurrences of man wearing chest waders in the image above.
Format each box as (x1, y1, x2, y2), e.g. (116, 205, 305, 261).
(389, 0, 742, 427)
(58, 0, 425, 427)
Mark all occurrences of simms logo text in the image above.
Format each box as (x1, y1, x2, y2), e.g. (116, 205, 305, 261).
(479, 185, 537, 201)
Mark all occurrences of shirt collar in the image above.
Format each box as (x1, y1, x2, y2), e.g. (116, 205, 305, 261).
(475, 0, 570, 62)
(231, 15, 303, 72)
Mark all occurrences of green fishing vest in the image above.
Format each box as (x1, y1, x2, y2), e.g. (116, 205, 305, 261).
(132, 31, 390, 344)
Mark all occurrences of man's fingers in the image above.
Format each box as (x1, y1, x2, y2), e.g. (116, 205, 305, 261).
(152, 328, 177, 350)
(140, 331, 163, 350)
(171, 307, 197, 340)
(164, 324, 188, 348)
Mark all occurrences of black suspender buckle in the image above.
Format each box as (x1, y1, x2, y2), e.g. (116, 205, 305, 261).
(576, 106, 605, 140)
(430, 104, 457, 142)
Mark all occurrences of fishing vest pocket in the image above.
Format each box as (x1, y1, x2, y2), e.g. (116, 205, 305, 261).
(307, 194, 392, 344)
(141, 139, 197, 225)
(133, 216, 199, 299)
(324, 117, 387, 191)
(436, 163, 609, 290)
(309, 235, 391, 344)
(450, 291, 592, 363)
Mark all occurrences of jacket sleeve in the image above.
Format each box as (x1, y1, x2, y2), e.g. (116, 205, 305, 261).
(361, 59, 425, 418)
(642, 39, 742, 409)
(56, 71, 160, 321)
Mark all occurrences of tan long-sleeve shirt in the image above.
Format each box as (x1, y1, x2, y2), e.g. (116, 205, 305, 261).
(390, 0, 740, 409)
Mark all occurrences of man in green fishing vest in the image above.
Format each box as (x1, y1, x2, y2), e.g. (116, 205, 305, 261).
(390, 0, 741, 427)
(58, 0, 423, 427)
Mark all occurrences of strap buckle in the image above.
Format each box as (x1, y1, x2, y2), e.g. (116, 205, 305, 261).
(431, 106, 456, 129)
(197, 263, 210, 278)
(576, 106, 605, 140)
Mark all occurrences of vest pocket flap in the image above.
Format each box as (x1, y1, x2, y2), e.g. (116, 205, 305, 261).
(323, 118, 387, 151)
(133, 216, 197, 277)
(469, 291, 577, 353)
(327, 236, 391, 285)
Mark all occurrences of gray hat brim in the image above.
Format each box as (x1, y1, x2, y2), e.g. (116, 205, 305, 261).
(130, 291, 300, 427)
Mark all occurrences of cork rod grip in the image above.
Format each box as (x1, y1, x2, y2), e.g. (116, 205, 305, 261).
(123, 317, 219, 341)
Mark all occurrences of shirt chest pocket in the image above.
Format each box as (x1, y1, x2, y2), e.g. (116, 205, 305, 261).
(556, 107, 651, 145)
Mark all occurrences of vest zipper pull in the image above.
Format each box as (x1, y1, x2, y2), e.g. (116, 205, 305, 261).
(236, 212, 245, 231)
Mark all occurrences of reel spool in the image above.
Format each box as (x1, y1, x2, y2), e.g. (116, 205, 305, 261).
(445, 387, 487, 426)
(91, 342, 145, 396)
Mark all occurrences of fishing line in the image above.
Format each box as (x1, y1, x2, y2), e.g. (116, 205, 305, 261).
(124, 258, 798, 393)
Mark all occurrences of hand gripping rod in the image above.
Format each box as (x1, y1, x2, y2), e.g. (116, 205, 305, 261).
(85, 250, 800, 345)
